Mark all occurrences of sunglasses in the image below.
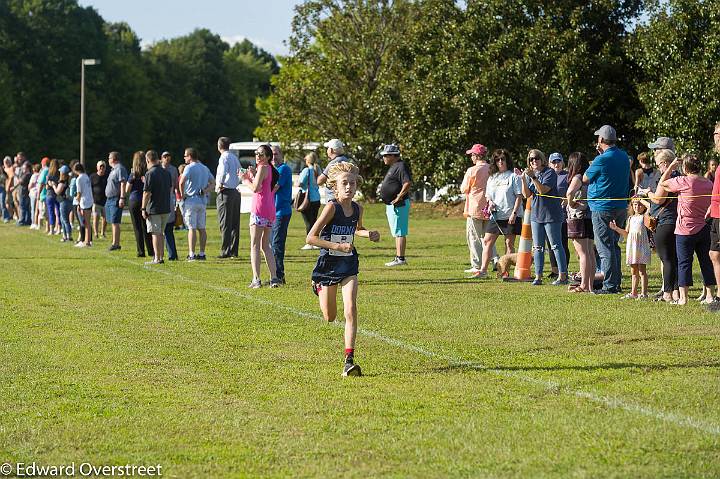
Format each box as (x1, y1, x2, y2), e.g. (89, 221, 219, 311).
(528, 157, 540, 161)
(255, 151, 265, 156)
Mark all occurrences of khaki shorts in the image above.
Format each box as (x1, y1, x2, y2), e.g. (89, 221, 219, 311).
(146, 213, 168, 235)
(92, 204, 105, 217)
(39, 200, 47, 218)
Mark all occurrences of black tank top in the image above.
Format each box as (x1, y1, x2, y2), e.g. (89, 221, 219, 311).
(319, 200, 359, 260)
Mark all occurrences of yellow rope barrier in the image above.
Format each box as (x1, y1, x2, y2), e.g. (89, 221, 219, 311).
(535, 193, 720, 201)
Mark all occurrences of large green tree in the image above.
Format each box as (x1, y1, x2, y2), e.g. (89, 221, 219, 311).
(256, 0, 414, 197)
(629, 0, 720, 155)
(395, 0, 644, 187)
(0, 1, 277, 166)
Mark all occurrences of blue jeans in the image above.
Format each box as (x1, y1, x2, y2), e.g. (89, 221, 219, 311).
(164, 219, 178, 260)
(18, 194, 31, 225)
(530, 221, 567, 277)
(0, 187, 9, 221)
(271, 214, 291, 280)
(46, 196, 59, 227)
(59, 199, 73, 238)
(592, 209, 627, 292)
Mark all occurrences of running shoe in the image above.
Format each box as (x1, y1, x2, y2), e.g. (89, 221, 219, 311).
(342, 362, 362, 377)
(248, 279, 262, 289)
(385, 257, 407, 267)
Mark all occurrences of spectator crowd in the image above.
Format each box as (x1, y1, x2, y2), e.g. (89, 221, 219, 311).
(3, 123, 720, 309)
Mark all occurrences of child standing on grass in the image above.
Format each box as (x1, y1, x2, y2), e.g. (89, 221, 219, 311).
(307, 162, 380, 377)
(610, 197, 651, 299)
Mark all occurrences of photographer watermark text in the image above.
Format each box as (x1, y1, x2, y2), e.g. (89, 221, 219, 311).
(1, 462, 162, 477)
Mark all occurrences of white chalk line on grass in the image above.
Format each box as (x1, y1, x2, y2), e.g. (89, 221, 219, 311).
(31, 231, 720, 437)
(127, 259, 720, 437)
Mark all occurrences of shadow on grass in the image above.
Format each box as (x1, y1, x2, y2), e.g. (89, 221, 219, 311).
(434, 361, 720, 373)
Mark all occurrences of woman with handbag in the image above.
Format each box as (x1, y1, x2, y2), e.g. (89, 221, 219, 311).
(297, 152, 322, 250)
(565, 152, 595, 293)
(648, 149, 679, 302)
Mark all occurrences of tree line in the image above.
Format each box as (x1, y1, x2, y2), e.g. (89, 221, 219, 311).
(0, 0, 278, 170)
(257, 0, 720, 198)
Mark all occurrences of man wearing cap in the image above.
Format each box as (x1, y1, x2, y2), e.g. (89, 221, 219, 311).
(105, 151, 128, 251)
(548, 152, 570, 276)
(461, 144, 495, 275)
(379, 144, 412, 267)
(271, 145, 293, 283)
(317, 139, 349, 201)
(215, 136, 242, 258)
(706, 122, 720, 307)
(583, 125, 631, 294)
(648, 136, 675, 152)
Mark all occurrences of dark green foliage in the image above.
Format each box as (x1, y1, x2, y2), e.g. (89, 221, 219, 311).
(258, 0, 646, 192)
(629, 0, 720, 156)
(0, 1, 276, 167)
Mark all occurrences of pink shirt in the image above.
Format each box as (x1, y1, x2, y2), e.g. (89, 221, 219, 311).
(665, 175, 713, 235)
(711, 170, 720, 218)
(461, 162, 489, 219)
(250, 164, 275, 220)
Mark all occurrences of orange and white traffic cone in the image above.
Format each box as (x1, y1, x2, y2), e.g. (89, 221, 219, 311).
(512, 197, 533, 281)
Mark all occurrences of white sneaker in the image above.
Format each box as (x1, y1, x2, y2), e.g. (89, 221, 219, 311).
(464, 267, 480, 273)
(385, 258, 407, 267)
(75, 242, 87, 248)
(300, 244, 314, 250)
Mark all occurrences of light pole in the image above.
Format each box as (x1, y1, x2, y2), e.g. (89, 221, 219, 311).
(80, 58, 100, 167)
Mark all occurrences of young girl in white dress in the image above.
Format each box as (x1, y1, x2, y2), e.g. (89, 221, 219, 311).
(610, 197, 651, 299)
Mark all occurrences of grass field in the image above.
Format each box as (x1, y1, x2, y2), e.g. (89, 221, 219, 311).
(1, 203, 719, 478)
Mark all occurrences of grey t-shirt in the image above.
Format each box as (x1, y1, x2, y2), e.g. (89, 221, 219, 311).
(105, 163, 128, 199)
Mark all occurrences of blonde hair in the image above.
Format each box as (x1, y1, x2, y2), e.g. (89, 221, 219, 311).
(326, 161, 362, 192)
(527, 149, 547, 167)
(654, 149, 676, 166)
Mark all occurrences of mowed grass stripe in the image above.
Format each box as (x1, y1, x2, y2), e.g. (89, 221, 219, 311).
(13, 219, 720, 437)
(2, 206, 720, 477)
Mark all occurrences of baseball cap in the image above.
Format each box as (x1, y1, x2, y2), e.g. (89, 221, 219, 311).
(647, 137, 675, 150)
(465, 144, 488, 156)
(41, 157, 49, 167)
(379, 144, 400, 156)
(594, 125, 617, 141)
(549, 152, 564, 163)
(323, 139, 345, 150)
(59, 165, 70, 174)
(161, 151, 171, 157)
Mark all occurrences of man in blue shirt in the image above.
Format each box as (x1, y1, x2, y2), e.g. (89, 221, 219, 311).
(180, 147, 215, 261)
(583, 125, 631, 294)
(271, 145, 293, 284)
